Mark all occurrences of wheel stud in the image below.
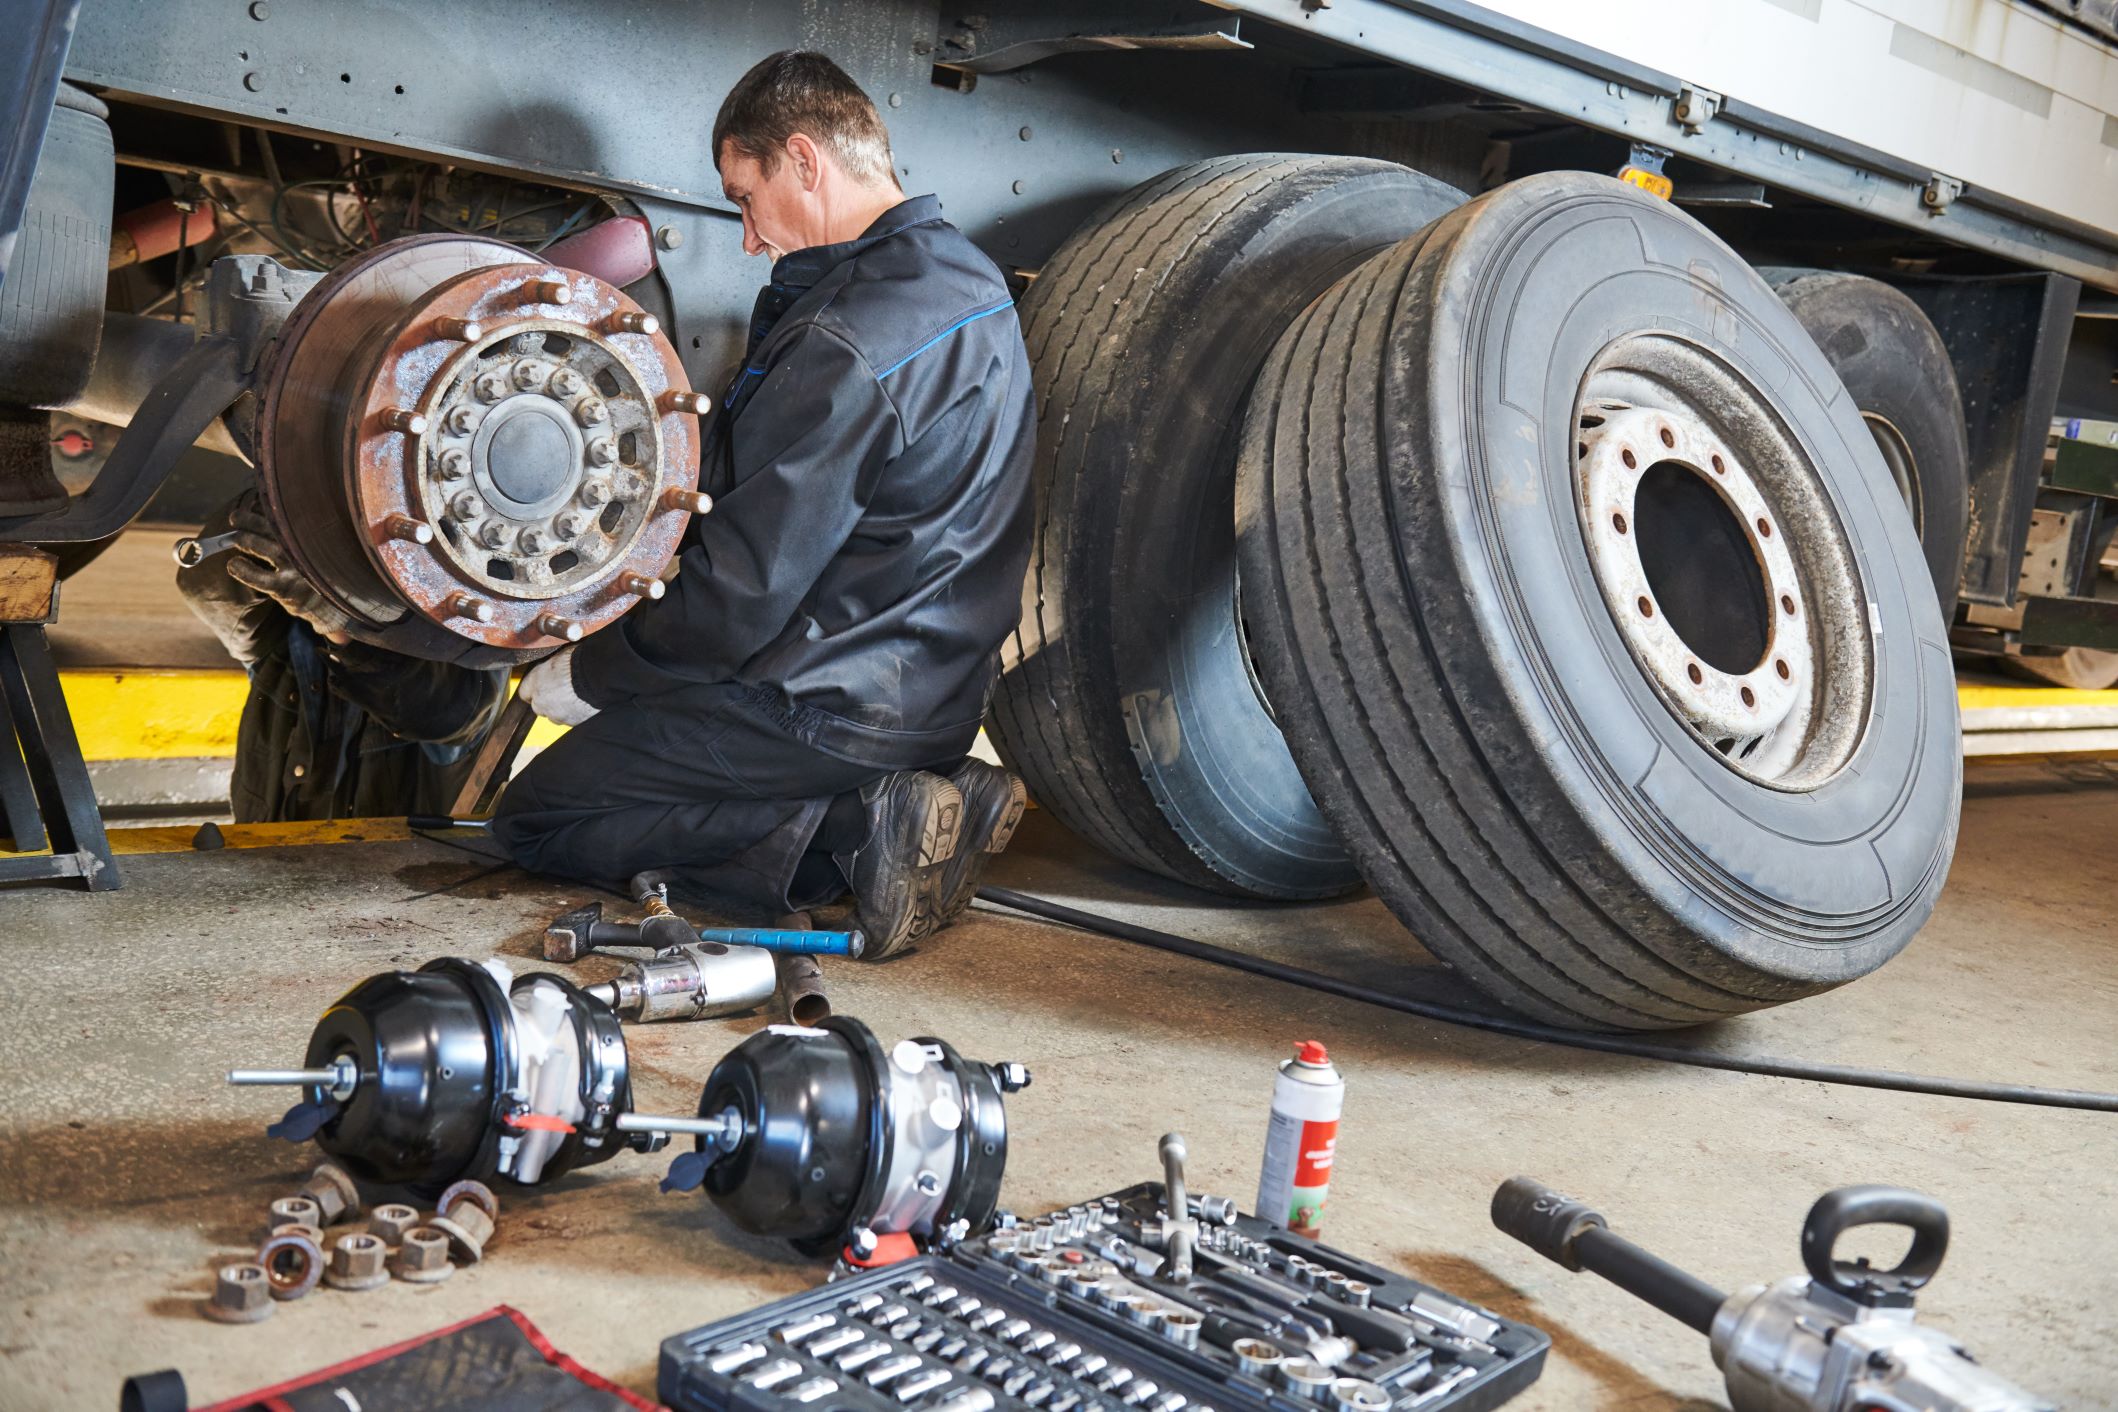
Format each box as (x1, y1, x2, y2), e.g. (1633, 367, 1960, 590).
(525, 278, 571, 305)
(660, 487, 712, 515)
(382, 514, 433, 544)
(434, 316, 483, 342)
(445, 593, 495, 624)
(538, 613, 584, 642)
(622, 573, 666, 600)
(380, 407, 427, 435)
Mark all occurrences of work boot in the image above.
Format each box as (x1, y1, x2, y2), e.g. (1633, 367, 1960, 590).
(836, 770, 964, 960)
(934, 759, 1028, 925)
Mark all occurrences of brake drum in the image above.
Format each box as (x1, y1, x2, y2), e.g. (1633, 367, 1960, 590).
(255, 234, 708, 666)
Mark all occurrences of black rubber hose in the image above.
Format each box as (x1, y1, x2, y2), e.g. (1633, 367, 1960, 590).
(974, 887, 2118, 1114)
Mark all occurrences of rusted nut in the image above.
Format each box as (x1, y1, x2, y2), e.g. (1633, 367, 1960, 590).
(256, 1230, 325, 1301)
(392, 1226, 456, 1284)
(276, 1222, 325, 1248)
(368, 1203, 420, 1246)
(266, 1196, 320, 1233)
(428, 1180, 499, 1264)
(202, 1263, 274, 1323)
(298, 1162, 361, 1224)
(324, 1232, 390, 1292)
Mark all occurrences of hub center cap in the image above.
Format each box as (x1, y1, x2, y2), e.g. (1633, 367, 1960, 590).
(474, 396, 582, 518)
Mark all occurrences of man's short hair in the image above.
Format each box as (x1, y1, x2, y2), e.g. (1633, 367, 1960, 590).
(713, 51, 897, 187)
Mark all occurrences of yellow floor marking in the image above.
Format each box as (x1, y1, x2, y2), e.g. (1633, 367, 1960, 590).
(1956, 683, 2118, 711)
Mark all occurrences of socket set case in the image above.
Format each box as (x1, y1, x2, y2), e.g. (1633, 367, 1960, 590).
(660, 1184, 1547, 1412)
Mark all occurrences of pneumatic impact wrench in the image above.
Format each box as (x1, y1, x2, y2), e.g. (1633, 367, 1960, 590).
(1491, 1177, 2055, 1411)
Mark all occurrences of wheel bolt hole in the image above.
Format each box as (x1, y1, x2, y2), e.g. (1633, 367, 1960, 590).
(1658, 426, 1674, 448)
(1755, 516, 1772, 538)
(1621, 448, 1637, 470)
(1740, 686, 1756, 707)
(1775, 658, 1790, 680)
(1711, 454, 1725, 475)
(1781, 593, 1796, 615)
(1637, 595, 1654, 618)
(1577, 441, 1588, 460)
(1611, 511, 1628, 535)
(1686, 662, 1703, 685)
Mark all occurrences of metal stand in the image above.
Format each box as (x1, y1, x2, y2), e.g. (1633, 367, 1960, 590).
(0, 623, 119, 890)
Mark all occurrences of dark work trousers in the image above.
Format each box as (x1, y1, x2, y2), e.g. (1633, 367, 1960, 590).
(490, 681, 973, 916)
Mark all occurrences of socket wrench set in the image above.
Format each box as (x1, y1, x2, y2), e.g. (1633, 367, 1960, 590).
(659, 1184, 1547, 1412)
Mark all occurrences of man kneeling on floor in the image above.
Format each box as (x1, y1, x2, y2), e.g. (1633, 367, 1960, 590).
(493, 51, 1034, 957)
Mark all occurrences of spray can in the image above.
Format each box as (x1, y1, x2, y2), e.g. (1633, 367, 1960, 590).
(1255, 1040, 1344, 1237)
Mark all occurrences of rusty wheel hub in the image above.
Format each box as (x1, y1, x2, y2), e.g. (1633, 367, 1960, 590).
(257, 234, 706, 665)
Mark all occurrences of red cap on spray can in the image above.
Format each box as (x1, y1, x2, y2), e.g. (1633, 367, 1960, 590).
(1295, 1040, 1330, 1066)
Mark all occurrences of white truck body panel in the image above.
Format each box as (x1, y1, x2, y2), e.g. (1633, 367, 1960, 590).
(1479, 0, 2118, 234)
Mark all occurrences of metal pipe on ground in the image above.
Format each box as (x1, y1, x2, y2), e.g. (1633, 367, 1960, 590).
(771, 911, 830, 1024)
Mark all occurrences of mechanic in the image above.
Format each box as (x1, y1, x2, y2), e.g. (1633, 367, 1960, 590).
(492, 51, 1035, 958)
(177, 487, 509, 821)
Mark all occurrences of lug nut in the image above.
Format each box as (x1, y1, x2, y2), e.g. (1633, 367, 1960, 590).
(429, 1180, 500, 1263)
(434, 316, 484, 341)
(518, 527, 547, 554)
(392, 1227, 454, 1283)
(444, 592, 495, 623)
(449, 491, 483, 520)
(445, 404, 479, 435)
(257, 1230, 325, 1301)
(512, 360, 550, 391)
(551, 369, 585, 397)
(476, 521, 510, 549)
(538, 613, 584, 644)
(474, 370, 510, 401)
(298, 1162, 361, 1225)
(574, 397, 609, 426)
(325, 1233, 389, 1292)
(368, 1203, 420, 1245)
(380, 407, 428, 435)
(577, 479, 613, 508)
(525, 278, 572, 305)
(266, 1196, 320, 1233)
(606, 310, 659, 335)
(622, 573, 667, 600)
(202, 1263, 274, 1323)
(587, 437, 619, 465)
(661, 389, 711, 415)
(382, 514, 434, 545)
(436, 447, 471, 480)
(660, 488, 713, 515)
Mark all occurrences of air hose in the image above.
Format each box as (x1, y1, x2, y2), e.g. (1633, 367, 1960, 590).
(973, 887, 2118, 1114)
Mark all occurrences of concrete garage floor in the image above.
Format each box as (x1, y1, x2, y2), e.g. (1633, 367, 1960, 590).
(2, 765, 2115, 1410)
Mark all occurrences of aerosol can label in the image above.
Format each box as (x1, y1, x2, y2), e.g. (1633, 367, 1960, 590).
(1256, 1040, 1343, 1237)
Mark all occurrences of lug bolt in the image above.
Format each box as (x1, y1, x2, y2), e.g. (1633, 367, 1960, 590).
(382, 514, 433, 545)
(622, 573, 667, 600)
(434, 316, 484, 341)
(449, 491, 483, 520)
(526, 278, 572, 305)
(587, 437, 619, 465)
(606, 310, 659, 335)
(551, 368, 585, 397)
(380, 407, 427, 435)
(577, 479, 613, 508)
(444, 592, 495, 623)
(554, 511, 588, 540)
(661, 389, 711, 415)
(538, 613, 584, 643)
(661, 487, 713, 515)
(445, 405, 479, 435)
(436, 447, 471, 480)
(476, 521, 509, 549)
(512, 360, 549, 391)
(474, 371, 510, 401)
(517, 527, 547, 554)
(574, 397, 609, 427)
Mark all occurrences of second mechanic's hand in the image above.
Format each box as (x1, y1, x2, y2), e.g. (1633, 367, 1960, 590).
(226, 503, 355, 642)
(519, 645, 599, 726)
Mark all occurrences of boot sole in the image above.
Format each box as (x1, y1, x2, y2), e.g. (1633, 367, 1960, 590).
(938, 768, 1028, 923)
(866, 776, 963, 959)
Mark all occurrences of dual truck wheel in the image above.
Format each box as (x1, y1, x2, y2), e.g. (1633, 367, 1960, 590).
(988, 158, 1963, 1030)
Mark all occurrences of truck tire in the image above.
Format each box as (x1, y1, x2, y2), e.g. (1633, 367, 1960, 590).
(1236, 172, 1961, 1029)
(987, 155, 1464, 898)
(1762, 269, 1969, 620)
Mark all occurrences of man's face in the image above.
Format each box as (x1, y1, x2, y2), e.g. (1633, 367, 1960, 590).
(718, 143, 812, 261)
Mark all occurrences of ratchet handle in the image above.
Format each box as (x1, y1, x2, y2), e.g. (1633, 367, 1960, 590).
(1801, 1185, 1948, 1304)
(697, 926, 864, 958)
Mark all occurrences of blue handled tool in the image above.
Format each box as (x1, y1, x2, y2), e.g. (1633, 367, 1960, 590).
(698, 926, 864, 959)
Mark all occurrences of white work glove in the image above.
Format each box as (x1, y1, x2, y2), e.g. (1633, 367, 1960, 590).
(518, 644, 598, 726)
